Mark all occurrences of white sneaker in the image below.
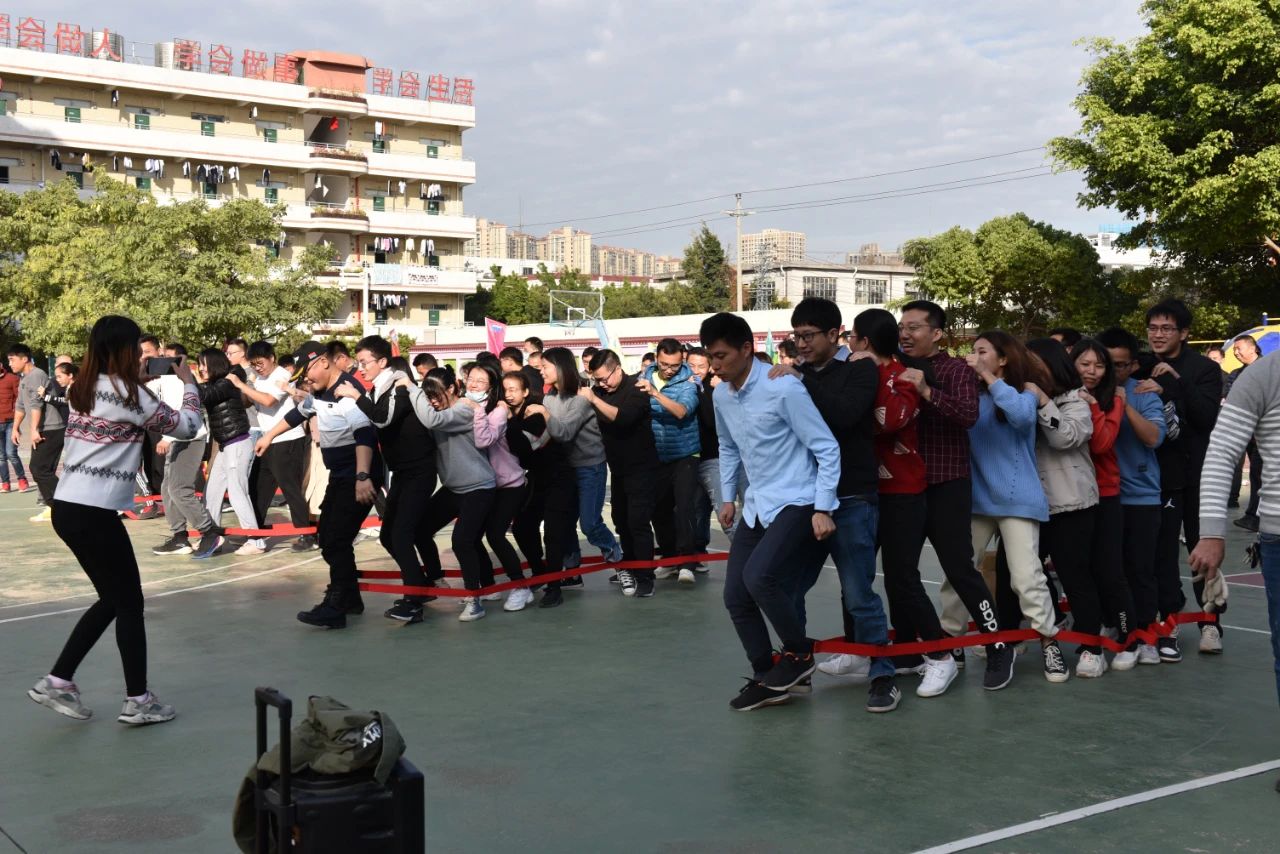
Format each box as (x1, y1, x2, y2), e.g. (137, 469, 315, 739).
(1136, 644, 1160, 665)
(1076, 650, 1107, 679)
(235, 540, 267, 556)
(504, 588, 534, 612)
(816, 653, 870, 678)
(479, 591, 504, 602)
(971, 644, 987, 660)
(117, 691, 176, 726)
(458, 598, 486, 622)
(618, 570, 637, 597)
(653, 567, 678, 580)
(1111, 649, 1138, 671)
(916, 655, 959, 698)
(678, 568, 695, 585)
(1199, 625, 1223, 654)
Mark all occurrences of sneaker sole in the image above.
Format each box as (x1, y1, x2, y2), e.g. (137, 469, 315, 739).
(621, 588, 637, 597)
(637, 590, 655, 598)
(117, 713, 175, 726)
(762, 662, 817, 692)
(1158, 654, 1182, 663)
(28, 690, 91, 720)
(731, 693, 792, 712)
(816, 666, 871, 679)
(297, 616, 347, 629)
(503, 599, 532, 612)
(983, 663, 1015, 691)
(385, 612, 424, 624)
(152, 547, 193, 555)
(1111, 658, 1137, 672)
(678, 575, 695, 585)
(458, 612, 486, 622)
(788, 682, 812, 695)
(917, 668, 959, 698)
(1044, 671, 1070, 683)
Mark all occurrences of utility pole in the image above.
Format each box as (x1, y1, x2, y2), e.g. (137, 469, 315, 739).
(722, 193, 755, 312)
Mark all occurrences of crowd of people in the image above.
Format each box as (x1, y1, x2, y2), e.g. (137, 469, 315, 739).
(15, 292, 1276, 727)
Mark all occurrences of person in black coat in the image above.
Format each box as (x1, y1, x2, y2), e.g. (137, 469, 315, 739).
(197, 349, 264, 554)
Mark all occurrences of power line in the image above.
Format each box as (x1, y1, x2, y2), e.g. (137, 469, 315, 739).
(511, 145, 1047, 229)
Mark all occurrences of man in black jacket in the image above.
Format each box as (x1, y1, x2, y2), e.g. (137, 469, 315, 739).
(338, 336, 440, 624)
(1135, 298, 1224, 657)
(770, 297, 899, 712)
(580, 349, 659, 598)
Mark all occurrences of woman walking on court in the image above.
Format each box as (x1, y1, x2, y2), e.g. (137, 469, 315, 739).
(28, 315, 203, 725)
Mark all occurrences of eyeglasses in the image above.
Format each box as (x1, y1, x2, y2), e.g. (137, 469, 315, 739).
(898, 323, 934, 334)
(356, 358, 382, 370)
(792, 330, 830, 344)
(1146, 324, 1180, 335)
(593, 364, 621, 386)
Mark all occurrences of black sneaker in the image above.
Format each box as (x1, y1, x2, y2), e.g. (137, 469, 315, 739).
(983, 643, 1016, 691)
(729, 679, 791, 712)
(297, 594, 347, 629)
(1234, 515, 1260, 532)
(950, 647, 966, 670)
(539, 586, 564, 608)
(190, 531, 224, 560)
(384, 598, 424, 624)
(761, 650, 816, 691)
(152, 535, 192, 555)
(1042, 640, 1069, 683)
(135, 503, 162, 520)
(292, 534, 319, 552)
(866, 675, 901, 713)
(561, 576, 585, 590)
(1157, 636, 1182, 663)
(636, 577, 655, 598)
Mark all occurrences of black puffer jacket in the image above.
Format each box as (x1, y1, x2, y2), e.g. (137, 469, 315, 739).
(198, 376, 251, 447)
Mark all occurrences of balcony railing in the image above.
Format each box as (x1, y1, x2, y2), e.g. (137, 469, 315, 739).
(306, 200, 367, 219)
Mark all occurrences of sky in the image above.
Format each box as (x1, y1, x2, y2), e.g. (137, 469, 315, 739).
(43, 0, 1149, 259)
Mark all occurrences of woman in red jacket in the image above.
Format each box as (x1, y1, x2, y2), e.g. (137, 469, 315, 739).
(1072, 338, 1138, 671)
(0, 363, 30, 492)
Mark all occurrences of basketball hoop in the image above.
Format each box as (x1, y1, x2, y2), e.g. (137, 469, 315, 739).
(549, 290, 604, 328)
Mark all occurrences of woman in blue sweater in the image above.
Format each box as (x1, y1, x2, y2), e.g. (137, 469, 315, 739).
(963, 331, 1065, 687)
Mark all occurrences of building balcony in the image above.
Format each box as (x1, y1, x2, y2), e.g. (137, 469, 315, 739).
(365, 207, 475, 240)
(365, 263, 477, 294)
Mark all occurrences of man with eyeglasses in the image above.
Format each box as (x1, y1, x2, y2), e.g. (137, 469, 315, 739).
(580, 349, 660, 598)
(895, 300, 1010, 688)
(639, 338, 702, 585)
(1132, 299, 1224, 657)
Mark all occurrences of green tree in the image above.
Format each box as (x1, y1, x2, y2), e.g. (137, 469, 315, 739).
(681, 224, 731, 311)
(1048, 0, 1280, 332)
(0, 174, 339, 352)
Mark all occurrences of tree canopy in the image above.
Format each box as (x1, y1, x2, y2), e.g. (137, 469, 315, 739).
(0, 174, 340, 353)
(681, 224, 732, 311)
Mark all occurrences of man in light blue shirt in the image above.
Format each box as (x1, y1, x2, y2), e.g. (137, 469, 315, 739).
(702, 312, 841, 712)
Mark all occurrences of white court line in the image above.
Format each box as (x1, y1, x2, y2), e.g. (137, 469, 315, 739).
(0, 555, 322, 625)
(1221, 624, 1272, 636)
(915, 758, 1280, 854)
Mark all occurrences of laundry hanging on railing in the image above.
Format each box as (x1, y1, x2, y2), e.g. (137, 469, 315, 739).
(426, 183, 443, 199)
(368, 293, 407, 310)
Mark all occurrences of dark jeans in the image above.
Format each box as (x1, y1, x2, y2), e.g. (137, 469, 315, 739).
(1156, 488, 1195, 621)
(1122, 503, 1162, 631)
(378, 469, 438, 596)
(0, 420, 25, 481)
(419, 487, 497, 591)
(30, 427, 64, 503)
(317, 477, 374, 595)
(925, 478, 999, 636)
(1091, 496, 1135, 641)
(252, 436, 311, 529)
(50, 501, 148, 696)
(1042, 506, 1102, 653)
(1256, 533, 1280, 706)
(879, 492, 945, 665)
(140, 431, 165, 496)
(1246, 442, 1263, 518)
(724, 504, 817, 677)
(479, 483, 530, 583)
(513, 466, 578, 590)
(610, 465, 657, 581)
(652, 455, 699, 569)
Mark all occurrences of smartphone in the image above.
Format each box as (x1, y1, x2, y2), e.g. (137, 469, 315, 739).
(143, 356, 181, 377)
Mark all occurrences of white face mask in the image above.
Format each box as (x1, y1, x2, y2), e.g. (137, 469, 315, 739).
(465, 390, 488, 403)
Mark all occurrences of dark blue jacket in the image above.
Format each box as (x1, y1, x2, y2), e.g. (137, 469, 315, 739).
(642, 362, 700, 463)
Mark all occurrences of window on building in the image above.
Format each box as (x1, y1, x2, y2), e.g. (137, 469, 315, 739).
(263, 128, 278, 143)
(0, 166, 9, 185)
(426, 144, 439, 158)
(801, 276, 837, 301)
(64, 107, 81, 123)
(372, 196, 385, 212)
(854, 277, 889, 304)
(373, 139, 388, 154)
(200, 120, 216, 137)
(68, 171, 84, 189)
(203, 180, 217, 199)
(0, 99, 7, 117)
(427, 199, 440, 215)
(135, 176, 151, 191)
(264, 187, 278, 204)
(134, 113, 150, 130)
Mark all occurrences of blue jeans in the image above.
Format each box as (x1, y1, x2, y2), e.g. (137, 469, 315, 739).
(565, 462, 618, 567)
(1257, 534, 1280, 706)
(695, 457, 739, 549)
(0, 421, 24, 482)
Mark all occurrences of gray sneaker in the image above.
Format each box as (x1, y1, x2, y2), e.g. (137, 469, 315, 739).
(117, 692, 176, 726)
(28, 677, 92, 720)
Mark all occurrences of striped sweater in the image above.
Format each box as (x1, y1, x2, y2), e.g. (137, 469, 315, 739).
(55, 374, 202, 511)
(1200, 353, 1280, 538)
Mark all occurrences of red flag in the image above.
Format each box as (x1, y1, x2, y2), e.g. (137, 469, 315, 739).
(485, 317, 506, 355)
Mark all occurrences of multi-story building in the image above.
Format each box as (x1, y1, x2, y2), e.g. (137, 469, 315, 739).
(507, 230, 538, 260)
(465, 217, 509, 259)
(740, 228, 807, 265)
(653, 255, 684, 276)
(1087, 226, 1160, 271)
(536, 226, 592, 273)
(0, 16, 478, 338)
(592, 244, 659, 278)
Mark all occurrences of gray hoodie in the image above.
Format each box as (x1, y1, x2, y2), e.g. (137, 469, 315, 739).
(542, 393, 605, 468)
(408, 391, 495, 493)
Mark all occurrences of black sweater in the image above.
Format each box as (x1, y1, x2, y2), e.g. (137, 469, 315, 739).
(595, 374, 658, 471)
(1152, 347, 1222, 490)
(694, 378, 719, 461)
(797, 357, 879, 498)
(355, 381, 437, 478)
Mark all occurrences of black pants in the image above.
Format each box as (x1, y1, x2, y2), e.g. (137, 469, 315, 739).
(1156, 488, 1195, 622)
(30, 428, 64, 503)
(50, 501, 148, 696)
(317, 477, 374, 595)
(1246, 441, 1263, 518)
(878, 492, 945, 664)
(419, 487, 497, 591)
(924, 478, 999, 636)
(652, 455, 700, 569)
(1091, 496, 1135, 642)
(610, 465, 656, 581)
(512, 466, 578, 589)
(252, 436, 311, 529)
(140, 431, 165, 496)
(1042, 506, 1102, 652)
(378, 469, 438, 595)
(479, 484, 529, 583)
(1122, 503, 1162, 630)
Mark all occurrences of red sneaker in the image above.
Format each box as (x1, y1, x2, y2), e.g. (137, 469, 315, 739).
(0, 482, 10, 493)
(17, 478, 31, 492)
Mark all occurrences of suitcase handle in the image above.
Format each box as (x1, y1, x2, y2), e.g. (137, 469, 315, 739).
(255, 687, 293, 854)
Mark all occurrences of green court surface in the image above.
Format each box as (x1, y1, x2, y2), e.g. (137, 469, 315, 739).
(0, 485, 1277, 854)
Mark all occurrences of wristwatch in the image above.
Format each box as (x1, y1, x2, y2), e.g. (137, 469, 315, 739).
(355, 472, 371, 482)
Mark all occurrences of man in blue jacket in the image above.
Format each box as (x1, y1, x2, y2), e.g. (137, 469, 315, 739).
(639, 338, 702, 585)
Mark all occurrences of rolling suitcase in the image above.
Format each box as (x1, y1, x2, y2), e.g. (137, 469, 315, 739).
(252, 687, 425, 853)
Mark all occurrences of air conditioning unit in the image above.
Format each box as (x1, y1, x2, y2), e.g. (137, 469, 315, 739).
(84, 31, 125, 62)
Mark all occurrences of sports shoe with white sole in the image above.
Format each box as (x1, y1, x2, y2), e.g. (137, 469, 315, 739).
(816, 653, 871, 678)
(1199, 625, 1223, 654)
(1076, 650, 1107, 679)
(618, 570, 637, 597)
(653, 567, 678, 580)
(235, 540, 267, 556)
(479, 591, 504, 602)
(1042, 641, 1070, 683)
(1136, 644, 1161, 665)
(504, 588, 534, 612)
(458, 598, 486, 622)
(678, 568, 696, 584)
(117, 692, 176, 726)
(1111, 649, 1138, 671)
(916, 655, 959, 698)
(28, 677, 91, 720)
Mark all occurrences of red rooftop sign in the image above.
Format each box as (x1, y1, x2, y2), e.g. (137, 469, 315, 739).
(0, 12, 475, 104)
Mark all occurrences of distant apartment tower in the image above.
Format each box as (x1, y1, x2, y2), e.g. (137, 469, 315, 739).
(466, 217, 508, 258)
(537, 226, 592, 273)
(740, 229, 806, 265)
(592, 244, 659, 278)
(507, 230, 537, 260)
(653, 255, 684, 276)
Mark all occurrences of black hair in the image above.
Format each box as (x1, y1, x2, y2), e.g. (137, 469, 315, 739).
(355, 335, 392, 362)
(1070, 338, 1117, 413)
(1049, 327, 1083, 347)
(1026, 337, 1082, 398)
(699, 312, 754, 350)
(1096, 327, 1142, 362)
(1207, 345, 1225, 356)
(900, 300, 946, 329)
(325, 340, 351, 359)
(582, 346, 599, 360)
(225, 337, 248, 352)
(413, 352, 437, 369)
(56, 362, 79, 378)
(199, 347, 232, 382)
(686, 346, 707, 359)
(852, 308, 900, 358)
(589, 349, 622, 373)
(790, 297, 842, 333)
(388, 356, 411, 376)
(778, 339, 798, 358)
(475, 350, 495, 361)
(425, 366, 456, 393)
(641, 352, 655, 364)
(470, 362, 502, 413)
(247, 340, 275, 361)
(655, 338, 683, 357)
(502, 369, 530, 392)
(753, 352, 774, 364)
(5, 343, 33, 359)
(1233, 335, 1261, 354)
(1145, 298, 1192, 330)
(69, 316, 144, 414)
(278, 355, 295, 370)
(542, 347, 581, 397)
(524, 336, 544, 351)
(499, 346, 524, 364)
(166, 342, 189, 358)
(137, 334, 160, 350)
